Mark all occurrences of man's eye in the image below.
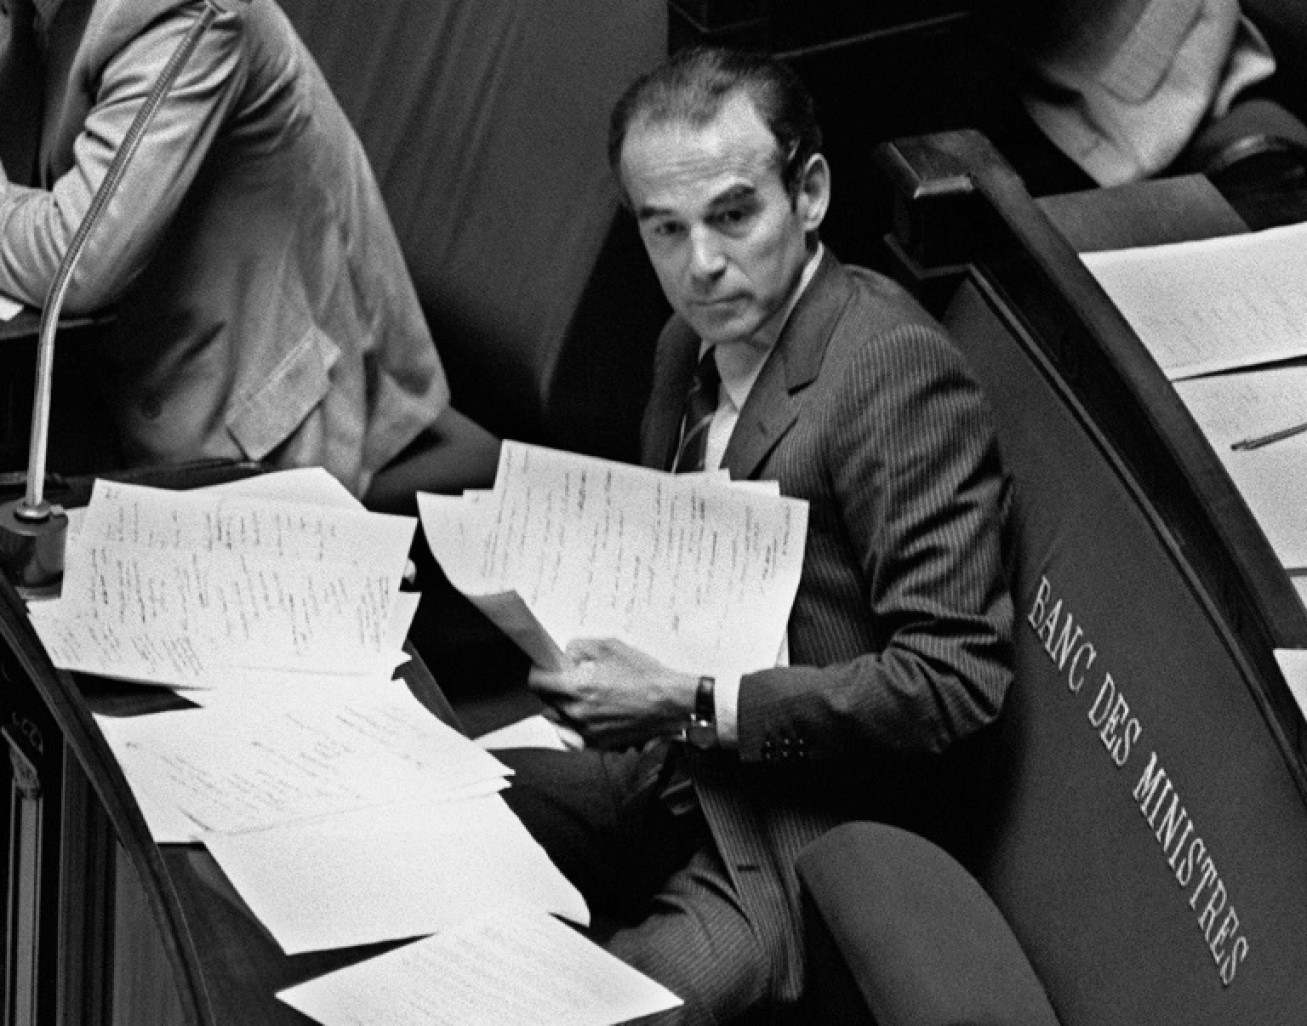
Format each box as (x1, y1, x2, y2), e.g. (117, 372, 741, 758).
(712, 207, 751, 228)
(649, 221, 684, 239)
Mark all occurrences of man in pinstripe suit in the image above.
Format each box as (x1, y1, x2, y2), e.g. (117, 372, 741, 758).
(501, 47, 1014, 1024)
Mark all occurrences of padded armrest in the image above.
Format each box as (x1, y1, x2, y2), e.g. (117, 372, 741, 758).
(796, 822, 1060, 1026)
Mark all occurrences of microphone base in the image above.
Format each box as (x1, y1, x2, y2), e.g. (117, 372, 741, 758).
(0, 499, 68, 598)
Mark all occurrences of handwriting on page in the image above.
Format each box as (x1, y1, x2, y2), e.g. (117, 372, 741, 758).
(426, 441, 807, 676)
(76, 549, 391, 659)
(109, 695, 510, 834)
(37, 479, 417, 683)
(77, 478, 414, 567)
(1082, 220, 1307, 380)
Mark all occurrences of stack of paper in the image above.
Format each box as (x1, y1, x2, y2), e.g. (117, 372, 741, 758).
(1082, 221, 1307, 586)
(420, 440, 808, 679)
(43, 468, 681, 1024)
(28, 473, 417, 689)
(1082, 221, 1307, 381)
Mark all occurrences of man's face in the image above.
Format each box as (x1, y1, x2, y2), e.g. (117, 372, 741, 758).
(620, 91, 828, 348)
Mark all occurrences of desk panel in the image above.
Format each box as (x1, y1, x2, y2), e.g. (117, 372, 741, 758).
(951, 276, 1307, 1022)
(875, 130, 1307, 1024)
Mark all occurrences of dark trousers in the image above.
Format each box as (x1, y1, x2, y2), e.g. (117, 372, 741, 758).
(499, 742, 773, 1025)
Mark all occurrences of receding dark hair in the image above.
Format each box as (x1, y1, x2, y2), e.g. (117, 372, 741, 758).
(607, 46, 822, 203)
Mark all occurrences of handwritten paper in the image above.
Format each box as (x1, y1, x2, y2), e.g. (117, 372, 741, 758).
(29, 478, 416, 685)
(201, 793, 587, 953)
(1174, 366, 1307, 569)
(420, 441, 807, 678)
(56, 465, 664, 1020)
(277, 908, 682, 1026)
(100, 691, 510, 834)
(1082, 220, 1307, 380)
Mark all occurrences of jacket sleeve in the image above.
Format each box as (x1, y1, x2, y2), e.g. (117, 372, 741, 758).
(736, 323, 1014, 762)
(0, 0, 245, 312)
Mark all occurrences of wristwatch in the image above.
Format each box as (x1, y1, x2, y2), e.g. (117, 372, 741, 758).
(686, 675, 717, 749)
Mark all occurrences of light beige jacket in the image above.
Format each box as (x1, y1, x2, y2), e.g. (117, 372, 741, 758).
(0, 0, 448, 495)
(994, 0, 1276, 184)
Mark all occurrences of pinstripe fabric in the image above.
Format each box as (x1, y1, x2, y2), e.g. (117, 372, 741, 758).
(641, 252, 1014, 1008)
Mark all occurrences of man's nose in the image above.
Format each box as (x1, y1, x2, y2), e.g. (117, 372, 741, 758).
(687, 227, 726, 283)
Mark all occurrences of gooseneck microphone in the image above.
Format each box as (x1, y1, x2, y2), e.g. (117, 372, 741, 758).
(0, 0, 248, 593)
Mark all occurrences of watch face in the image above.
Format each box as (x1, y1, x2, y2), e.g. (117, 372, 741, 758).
(687, 717, 716, 749)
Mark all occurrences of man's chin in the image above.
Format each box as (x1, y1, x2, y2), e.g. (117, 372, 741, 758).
(685, 312, 760, 347)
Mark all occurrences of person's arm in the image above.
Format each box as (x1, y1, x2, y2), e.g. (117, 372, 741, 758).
(735, 323, 1014, 762)
(0, 0, 246, 311)
(363, 406, 501, 514)
(526, 326, 1012, 756)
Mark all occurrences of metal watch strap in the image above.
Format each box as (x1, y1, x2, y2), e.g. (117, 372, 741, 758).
(687, 675, 716, 748)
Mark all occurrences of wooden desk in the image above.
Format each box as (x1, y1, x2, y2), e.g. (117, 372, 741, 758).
(867, 131, 1307, 1023)
(1, 461, 461, 1025)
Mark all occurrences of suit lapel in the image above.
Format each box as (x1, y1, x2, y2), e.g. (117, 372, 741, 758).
(722, 251, 851, 479)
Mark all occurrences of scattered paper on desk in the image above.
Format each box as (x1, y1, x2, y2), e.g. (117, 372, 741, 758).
(101, 690, 510, 834)
(1174, 366, 1307, 569)
(1082, 220, 1307, 379)
(420, 441, 807, 679)
(1173, 364, 1307, 453)
(30, 477, 416, 686)
(0, 292, 21, 321)
(201, 793, 587, 953)
(277, 907, 681, 1026)
(73, 478, 411, 567)
(95, 714, 204, 842)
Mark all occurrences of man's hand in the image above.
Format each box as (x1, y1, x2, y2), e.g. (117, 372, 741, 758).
(528, 638, 698, 750)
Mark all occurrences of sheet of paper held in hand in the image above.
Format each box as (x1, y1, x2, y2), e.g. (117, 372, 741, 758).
(1081, 220, 1307, 380)
(277, 907, 681, 1026)
(27, 477, 416, 685)
(419, 441, 808, 678)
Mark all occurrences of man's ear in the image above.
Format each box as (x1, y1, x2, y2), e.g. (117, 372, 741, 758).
(795, 153, 830, 232)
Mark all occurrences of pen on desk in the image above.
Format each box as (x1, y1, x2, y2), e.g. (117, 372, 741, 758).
(1231, 420, 1307, 451)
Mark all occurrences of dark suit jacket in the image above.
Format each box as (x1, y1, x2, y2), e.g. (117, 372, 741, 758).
(640, 251, 1014, 1003)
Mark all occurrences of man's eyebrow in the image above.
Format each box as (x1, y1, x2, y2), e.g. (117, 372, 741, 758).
(707, 184, 758, 209)
(635, 183, 759, 223)
(635, 202, 674, 222)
